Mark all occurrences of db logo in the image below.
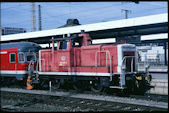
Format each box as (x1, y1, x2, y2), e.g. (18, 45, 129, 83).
(61, 56, 66, 61)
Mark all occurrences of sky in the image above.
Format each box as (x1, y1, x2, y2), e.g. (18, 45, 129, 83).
(1, 1, 168, 32)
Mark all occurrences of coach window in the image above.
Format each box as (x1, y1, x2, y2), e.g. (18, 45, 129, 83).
(18, 53, 25, 62)
(10, 53, 16, 63)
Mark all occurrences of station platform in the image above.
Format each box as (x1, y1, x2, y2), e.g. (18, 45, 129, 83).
(138, 64, 168, 95)
(147, 79, 168, 95)
(138, 65, 168, 73)
(146, 72, 168, 95)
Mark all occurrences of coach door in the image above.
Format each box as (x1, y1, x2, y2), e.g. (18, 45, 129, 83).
(9, 52, 17, 74)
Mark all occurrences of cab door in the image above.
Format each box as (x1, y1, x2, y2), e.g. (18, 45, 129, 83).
(123, 51, 135, 72)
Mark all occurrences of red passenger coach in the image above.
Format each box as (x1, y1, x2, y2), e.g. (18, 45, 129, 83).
(0, 42, 41, 83)
(33, 31, 151, 93)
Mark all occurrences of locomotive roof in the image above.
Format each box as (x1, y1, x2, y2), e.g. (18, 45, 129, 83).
(50, 34, 78, 41)
(1, 41, 41, 52)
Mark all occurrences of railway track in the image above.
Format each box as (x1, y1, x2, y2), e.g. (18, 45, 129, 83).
(1, 88, 168, 112)
(1, 84, 168, 103)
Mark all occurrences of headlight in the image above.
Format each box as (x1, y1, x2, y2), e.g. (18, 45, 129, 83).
(145, 75, 152, 82)
(135, 76, 142, 80)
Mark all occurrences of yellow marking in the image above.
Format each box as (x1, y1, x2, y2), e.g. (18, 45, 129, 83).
(135, 76, 142, 80)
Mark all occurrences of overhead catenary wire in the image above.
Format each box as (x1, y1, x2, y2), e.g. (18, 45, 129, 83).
(5, 4, 167, 25)
(2, 2, 167, 22)
(79, 6, 167, 23)
(1, 2, 167, 32)
(1, 3, 117, 22)
(43, 3, 121, 19)
(39, 2, 167, 23)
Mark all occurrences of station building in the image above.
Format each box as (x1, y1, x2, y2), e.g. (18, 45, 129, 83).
(1, 27, 26, 35)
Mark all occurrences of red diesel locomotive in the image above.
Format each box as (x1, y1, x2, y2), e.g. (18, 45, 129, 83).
(0, 42, 41, 84)
(29, 31, 151, 93)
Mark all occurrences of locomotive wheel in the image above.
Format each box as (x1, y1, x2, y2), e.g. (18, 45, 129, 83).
(51, 79, 61, 90)
(73, 81, 84, 92)
(91, 79, 104, 93)
(40, 80, 49, 89)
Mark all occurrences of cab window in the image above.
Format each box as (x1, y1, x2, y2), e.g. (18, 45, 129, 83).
(72, 39, 82, 47)
(59, 41, 68, 50)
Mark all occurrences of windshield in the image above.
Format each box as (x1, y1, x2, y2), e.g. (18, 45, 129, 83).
(26, 52, 36, 62)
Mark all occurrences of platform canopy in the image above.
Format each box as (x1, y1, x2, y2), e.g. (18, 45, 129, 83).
(1, 13, 168, 44)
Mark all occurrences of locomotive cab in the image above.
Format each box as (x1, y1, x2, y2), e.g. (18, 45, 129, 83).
(114, 44, 152, 93)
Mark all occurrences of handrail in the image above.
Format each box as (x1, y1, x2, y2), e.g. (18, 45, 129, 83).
(95, 50, 109, 67)
(131, 57, 133, 72)
(107, 50, 112, 81)
(40, 59, 45, 72)
(95, 50, 112, 80)
(28, 60, 34, 71)
(121, 56, 135, 72)
(36, 60, 39, 72)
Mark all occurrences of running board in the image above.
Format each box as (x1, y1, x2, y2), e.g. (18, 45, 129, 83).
(109, 86, 125, 89)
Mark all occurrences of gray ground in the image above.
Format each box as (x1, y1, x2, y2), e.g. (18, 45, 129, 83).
(150, 73, 168, 79)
